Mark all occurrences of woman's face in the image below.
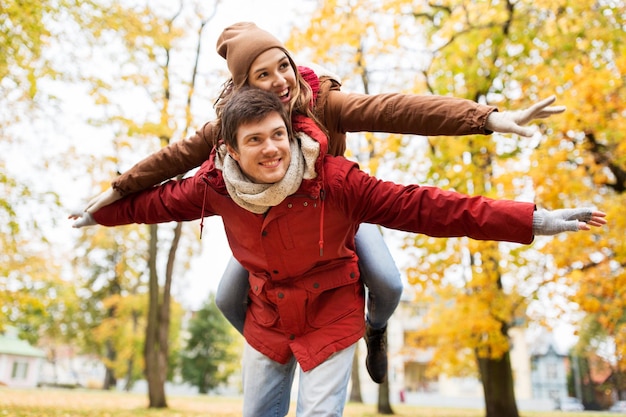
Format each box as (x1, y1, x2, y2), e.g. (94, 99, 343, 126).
(247, 48, 297, 109)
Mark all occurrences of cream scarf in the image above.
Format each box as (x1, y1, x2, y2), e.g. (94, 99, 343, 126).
(216, 132, 320, 214)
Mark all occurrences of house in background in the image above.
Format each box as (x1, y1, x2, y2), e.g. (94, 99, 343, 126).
(361, 293, 566, 411)
(529, 333, 570, 403)
(0, 327, 46, 388)
(37, 341, 106, 389)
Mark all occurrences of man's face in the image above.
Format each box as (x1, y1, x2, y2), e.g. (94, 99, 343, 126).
(226, 112, 291, 184)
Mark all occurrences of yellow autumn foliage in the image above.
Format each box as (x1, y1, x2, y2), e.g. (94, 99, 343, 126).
(290, 0, 625, 387)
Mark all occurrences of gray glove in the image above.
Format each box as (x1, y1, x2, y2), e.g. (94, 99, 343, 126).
(532, 208, 593, 235)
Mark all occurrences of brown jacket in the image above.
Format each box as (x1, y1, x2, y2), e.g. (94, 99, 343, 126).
(112, 74, 496, 196)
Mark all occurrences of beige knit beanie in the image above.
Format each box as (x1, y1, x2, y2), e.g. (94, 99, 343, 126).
(216, 22, 289, 87)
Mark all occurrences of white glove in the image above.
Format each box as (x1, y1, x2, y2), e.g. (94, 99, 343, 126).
(532, 208, 607, 236)
(85, 188, 122, 213)
(68, 211, 97, 228)
(485, 96, 566, 137)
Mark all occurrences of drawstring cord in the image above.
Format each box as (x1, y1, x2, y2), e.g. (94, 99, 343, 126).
(318, 189, 325, 257)
(200, 145, 219, 240)
(199, 181, 208, 239)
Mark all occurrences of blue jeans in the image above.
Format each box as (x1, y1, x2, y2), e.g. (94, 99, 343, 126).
(215, 223, 403, 334)
(215, 257, 249, 334)
(355, 223, 403, 329)
(242, 341, 356, 417)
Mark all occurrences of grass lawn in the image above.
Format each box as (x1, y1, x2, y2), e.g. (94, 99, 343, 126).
(0, 387, 604, 416)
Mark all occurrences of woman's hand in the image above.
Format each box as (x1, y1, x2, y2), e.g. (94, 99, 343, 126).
(486, 95, 566, 137)
(68, 211, 96, 228)
(85, 188, 123, 213)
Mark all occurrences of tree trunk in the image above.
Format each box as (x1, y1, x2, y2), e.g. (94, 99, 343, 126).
(123, 310, 140, 391)
(199, 376, 208, 394)
(616, 367, 626, 400)
(123, 358, 134, 391)
(377, 335, 393, 415)
(49, 347, 58, 385)
(377, 376, 394, 414)
(349, 346, 363, 402)
(103, 271, 120, 391)
(145, 224, 167, 408)
(477, 351, 519, 417)
(144, 222, 181, 408)
(102, 339, 117, 390)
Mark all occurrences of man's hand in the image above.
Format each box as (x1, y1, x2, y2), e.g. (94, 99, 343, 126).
(485, 96, 566, 137)
(85, 188, 122, 213)
(68, 211, 97, 228)
(533, 208, 607, 236)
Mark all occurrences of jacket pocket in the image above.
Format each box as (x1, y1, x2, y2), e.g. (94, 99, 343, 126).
(301, 263, 363, 328)
(247, 275, 279, 327)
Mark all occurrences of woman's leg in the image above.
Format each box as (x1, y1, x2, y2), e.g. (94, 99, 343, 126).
(296, 343, 356, 417)
(242, 342, 296, 417)
(355, 223, 403, 328)
(354, 223, 403, 383)
(215, 257, 249, 335)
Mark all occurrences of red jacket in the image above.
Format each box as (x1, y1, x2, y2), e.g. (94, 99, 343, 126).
(94, 116, 535, 371)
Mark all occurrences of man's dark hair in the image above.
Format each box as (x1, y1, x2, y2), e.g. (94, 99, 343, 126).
(220, 87, 293, 150)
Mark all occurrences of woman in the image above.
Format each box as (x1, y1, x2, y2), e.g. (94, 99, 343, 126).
(81, 22, 566, 384)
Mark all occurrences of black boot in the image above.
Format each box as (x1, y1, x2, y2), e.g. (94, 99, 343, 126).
(365, 324, 388, 384)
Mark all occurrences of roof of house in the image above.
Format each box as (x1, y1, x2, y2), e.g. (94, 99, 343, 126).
(0, 327, 46, 358)
(529, 331, 568, 357)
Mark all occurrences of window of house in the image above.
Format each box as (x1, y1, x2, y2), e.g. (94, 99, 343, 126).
(11, 361, 29, 380)
(549, 389, 560, 401)
(546, 363, 558, 379)
(531, 359, 538, 371)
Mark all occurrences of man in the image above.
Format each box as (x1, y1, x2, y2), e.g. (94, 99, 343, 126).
(70, 87, 606, 417)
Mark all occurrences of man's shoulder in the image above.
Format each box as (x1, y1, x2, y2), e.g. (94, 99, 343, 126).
(323, 154, 358, 168)
(196, 153, 228, 193)
(322, 155, 361, 185)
